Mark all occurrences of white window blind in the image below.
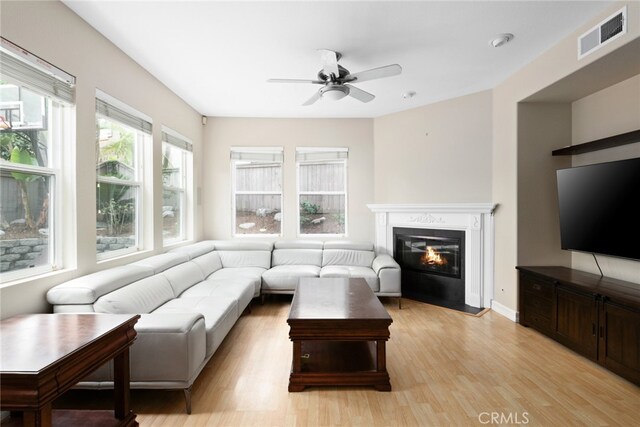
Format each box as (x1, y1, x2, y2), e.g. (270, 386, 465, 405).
(162, 131, 192, 152)
(231, 147, 284, 162)
(96, 98, 152, 134)
(0, 39, 75, 104)
(296, 147, 348, 162)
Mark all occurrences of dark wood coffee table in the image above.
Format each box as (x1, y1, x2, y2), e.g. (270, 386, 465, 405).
(0, 313, 140, 427)
(287, 277, 393, 392)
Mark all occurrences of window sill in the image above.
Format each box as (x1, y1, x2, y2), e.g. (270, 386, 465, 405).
(0, 266, 76, 290)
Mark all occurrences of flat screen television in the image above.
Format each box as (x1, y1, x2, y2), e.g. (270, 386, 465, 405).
(556, 157, 640, 261)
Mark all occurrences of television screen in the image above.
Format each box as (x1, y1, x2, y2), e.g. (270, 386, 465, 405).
(556, 157, 640, 261)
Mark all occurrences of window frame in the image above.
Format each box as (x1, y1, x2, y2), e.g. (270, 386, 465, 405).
(230, 147, 283, 237)
(296, 148, 348, 237)
(95, 90, 151, 261)
(0, 39, 75, 283)
(161, 126, 193, 247)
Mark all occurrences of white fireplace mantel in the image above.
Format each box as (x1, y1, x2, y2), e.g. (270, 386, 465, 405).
(367, 203, 497, 309)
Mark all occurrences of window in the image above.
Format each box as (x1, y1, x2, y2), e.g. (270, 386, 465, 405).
(0, 38, 75, 282)
(231, 147, 283, 236)
(95, 93, 151, 259)
(296, 147, 348, 236)
(162, 128, 192, 245)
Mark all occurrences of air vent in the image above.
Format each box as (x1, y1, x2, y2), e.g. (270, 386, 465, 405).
(578, 7, 627, 60)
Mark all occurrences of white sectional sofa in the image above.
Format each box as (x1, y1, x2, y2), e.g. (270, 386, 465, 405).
(46, 240, 400, 413)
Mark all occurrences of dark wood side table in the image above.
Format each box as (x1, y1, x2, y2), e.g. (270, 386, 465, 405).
(0, 313, 140, 427)
(287, 278, 393, 392)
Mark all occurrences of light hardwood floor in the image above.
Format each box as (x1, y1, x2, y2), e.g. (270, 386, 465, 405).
(56, 298, 640, 426)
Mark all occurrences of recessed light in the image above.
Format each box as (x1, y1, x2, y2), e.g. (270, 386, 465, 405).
(490, 33, 514, 48)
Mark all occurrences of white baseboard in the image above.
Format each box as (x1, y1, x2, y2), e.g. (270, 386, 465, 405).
(491, 300, 518, 322)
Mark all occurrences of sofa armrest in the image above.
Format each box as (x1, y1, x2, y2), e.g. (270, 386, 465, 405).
(372, 254, 400, 275)
(130, 313, 207, 384)
(372, 254, 401, 295)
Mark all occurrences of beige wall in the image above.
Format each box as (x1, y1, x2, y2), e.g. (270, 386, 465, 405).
(493, 2, 640, 315)
(570, 74, 640, 282)
(373, 90, 493, 203)
(0, 1, 204, 318)
(517, 103, 572, 267)
(203, 117, 374, 241)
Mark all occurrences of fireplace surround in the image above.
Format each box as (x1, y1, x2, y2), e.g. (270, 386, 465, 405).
(367, 203, 496, 309)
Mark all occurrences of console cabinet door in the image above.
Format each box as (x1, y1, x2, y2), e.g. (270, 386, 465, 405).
(599, 299, 640, 385)
(555, 286, 598, 360)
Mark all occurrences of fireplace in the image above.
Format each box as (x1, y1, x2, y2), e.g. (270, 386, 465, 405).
(367, 203, 496, 311)
(394, 228, 466, 310)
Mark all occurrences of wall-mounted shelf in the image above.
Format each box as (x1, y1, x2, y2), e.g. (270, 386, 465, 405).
(552, 129, 640, 156)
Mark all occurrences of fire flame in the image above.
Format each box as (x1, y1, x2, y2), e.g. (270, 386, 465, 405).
(421, 246, 447, 266)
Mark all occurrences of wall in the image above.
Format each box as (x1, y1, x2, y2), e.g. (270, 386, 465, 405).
(493, 1, 640, 318)
(0, 1, 204, 318)
(373, 90, 493, 203)
(203, 117, 374, 241)
(517, 103, 572, 267)
(570, 74, 640, 282)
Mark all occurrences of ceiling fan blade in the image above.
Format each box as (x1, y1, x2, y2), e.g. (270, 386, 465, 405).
(318, 49, 339, 77)
(346, 64, 402, 83)
(302, 90, 322, 106)
(345, 84, 375, 103)
(267, 78, 324, 84)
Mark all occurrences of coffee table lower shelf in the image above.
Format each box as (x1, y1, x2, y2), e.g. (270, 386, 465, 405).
(288, 340, 391, 392)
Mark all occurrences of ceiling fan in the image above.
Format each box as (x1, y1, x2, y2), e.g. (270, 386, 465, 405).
(267, 49, 402, 106)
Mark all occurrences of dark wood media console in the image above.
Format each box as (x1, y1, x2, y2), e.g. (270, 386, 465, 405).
(517, 266, 640, 386)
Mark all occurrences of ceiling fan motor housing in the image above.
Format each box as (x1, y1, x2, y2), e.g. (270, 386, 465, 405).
(318, 64, 351, 82)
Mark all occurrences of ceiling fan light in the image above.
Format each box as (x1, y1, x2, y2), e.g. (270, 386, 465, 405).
(322, 90, 348, 101)
(320, 85, 349, 101)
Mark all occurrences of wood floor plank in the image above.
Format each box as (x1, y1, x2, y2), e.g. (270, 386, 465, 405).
(50, 297, 639, 426)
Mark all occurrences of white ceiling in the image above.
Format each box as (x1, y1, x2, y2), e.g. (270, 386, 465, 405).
(63, 1, 613, 118)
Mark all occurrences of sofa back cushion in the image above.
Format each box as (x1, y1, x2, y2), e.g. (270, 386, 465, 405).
(215, 241, 272, 269)
(47, 264, 154, 305)
(162, 261, 205, 297)
(93, 275, 175, 314)
(273, 249, 322, 266)
(131, 252, 189, 274)
(168, 240, 216, 259)
(191, 251, 223, 278)
(322, 249, 375, 267)
(323, 241, 374, 251)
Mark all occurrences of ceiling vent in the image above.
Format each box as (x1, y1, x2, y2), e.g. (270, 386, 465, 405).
(578, 7, 626, 60)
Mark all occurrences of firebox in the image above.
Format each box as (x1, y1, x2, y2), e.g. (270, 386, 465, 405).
(394, 227, 468, 311)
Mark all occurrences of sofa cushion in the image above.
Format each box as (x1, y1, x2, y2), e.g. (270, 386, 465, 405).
(262, 265, 321, 291)
(208, 267, 265, 296)
(191, 251, 223, 278)
(153, 296, 238, 356)
(319, 266, 379, 291)
(274, 240, 323, 250)
(169, 240, 216, 259)
(322, 249, 375, 268)
(272, 249, 322, 266)
(47, 264, 153, 305)
(323, 240, 374, 251)
(217, 250, 271, 269)
(213, 240, 273, 251)
(93, 275, 175, 314)
(180, 277, 254, 316)
(162, 261, 206, 297)
(131, 252, 190, 273)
